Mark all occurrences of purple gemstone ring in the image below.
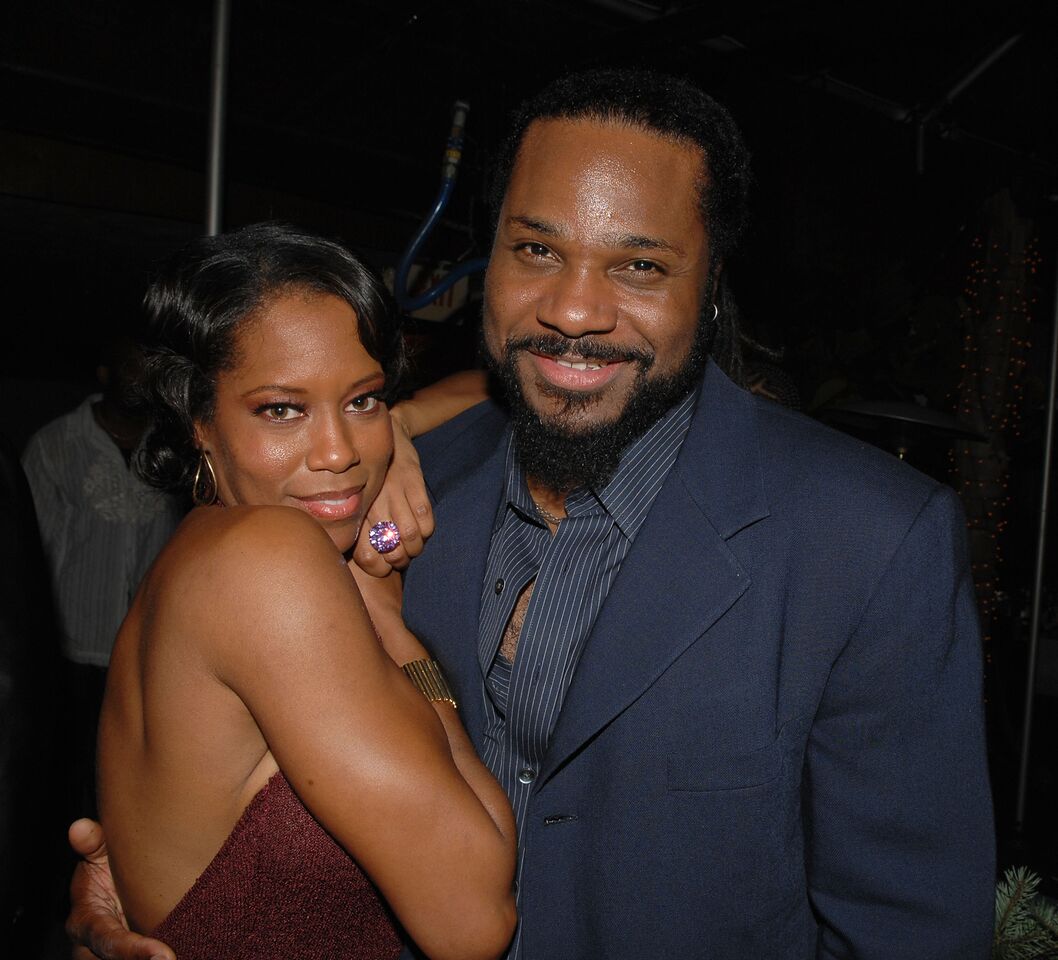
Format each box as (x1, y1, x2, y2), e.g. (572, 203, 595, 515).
(368, 520, 401, 554)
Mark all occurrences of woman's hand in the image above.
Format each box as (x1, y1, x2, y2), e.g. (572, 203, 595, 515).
(354, 371, 488, 577)
(354, 410, 434, 577)
(67, 819, 175, 960)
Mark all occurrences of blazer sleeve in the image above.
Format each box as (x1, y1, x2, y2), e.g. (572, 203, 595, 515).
(806, 485, 994, 960)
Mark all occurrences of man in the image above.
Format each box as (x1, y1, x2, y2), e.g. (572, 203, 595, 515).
(22, 335, 184, 818)
(70, 69, 994, 958)
(404, 70, 994, 958)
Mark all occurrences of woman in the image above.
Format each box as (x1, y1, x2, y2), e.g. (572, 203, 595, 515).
(96, 223, 516, 960)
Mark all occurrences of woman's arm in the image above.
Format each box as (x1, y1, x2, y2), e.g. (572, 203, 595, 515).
(206, 506, 516, 960)
(350, 561, 516, 863)
(390, 369, 488, 441)
(356, 370, 487, 576)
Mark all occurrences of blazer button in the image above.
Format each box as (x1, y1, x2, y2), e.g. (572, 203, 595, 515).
(518, 768, 536, 784)
(495, 578, 505, 595)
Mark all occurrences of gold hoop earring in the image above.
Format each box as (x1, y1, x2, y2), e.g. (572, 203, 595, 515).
(191, 450, 219, 506)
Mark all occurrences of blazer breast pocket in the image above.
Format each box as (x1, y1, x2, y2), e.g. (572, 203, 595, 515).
(666, 739, 784, 792)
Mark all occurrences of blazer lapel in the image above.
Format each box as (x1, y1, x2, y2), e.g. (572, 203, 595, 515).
(538, 365, 769, 785)
(537, 478, 748, 784)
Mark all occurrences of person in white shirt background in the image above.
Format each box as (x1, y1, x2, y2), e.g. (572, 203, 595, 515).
(21, 333, 184, 817)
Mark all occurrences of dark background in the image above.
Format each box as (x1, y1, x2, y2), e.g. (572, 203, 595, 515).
(4, 1, 1056, 398)
(3, 0, 1057, 927)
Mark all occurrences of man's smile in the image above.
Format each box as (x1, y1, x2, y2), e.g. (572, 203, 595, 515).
(527, 351, 627, 392)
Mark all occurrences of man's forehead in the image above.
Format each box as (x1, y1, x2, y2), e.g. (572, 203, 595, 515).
(513, 116, 706, 175)
(504, 117, 707, 213)
(501, 117, 708, 238)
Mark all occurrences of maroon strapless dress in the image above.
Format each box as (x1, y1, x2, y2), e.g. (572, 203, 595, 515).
(151, 771, 402, 960)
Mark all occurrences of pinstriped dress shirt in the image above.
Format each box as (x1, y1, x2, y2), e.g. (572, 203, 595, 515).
(477, 389, 697, 956)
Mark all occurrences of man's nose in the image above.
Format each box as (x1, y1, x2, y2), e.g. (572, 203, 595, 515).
(306, 410, 360, 473)
(536, 266, 618, 338)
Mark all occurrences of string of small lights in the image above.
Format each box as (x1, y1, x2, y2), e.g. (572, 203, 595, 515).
(947, 213, 1041, 662)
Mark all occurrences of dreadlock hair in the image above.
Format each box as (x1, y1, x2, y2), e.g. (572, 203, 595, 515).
(488, 68, 753, 383)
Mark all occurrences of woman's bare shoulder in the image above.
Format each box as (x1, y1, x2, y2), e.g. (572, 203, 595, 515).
(148, 506, 352, 631)
(172, 507, 378, 691)
(170, 505, 341, 571)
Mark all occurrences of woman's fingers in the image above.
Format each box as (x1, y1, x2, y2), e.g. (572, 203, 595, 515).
(355, 430, 434, 576)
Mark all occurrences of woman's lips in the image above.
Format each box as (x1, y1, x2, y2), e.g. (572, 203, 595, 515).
(294, 487, 363, 521)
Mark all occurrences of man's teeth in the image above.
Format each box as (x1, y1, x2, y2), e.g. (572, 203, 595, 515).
(555, 358, 607, 371)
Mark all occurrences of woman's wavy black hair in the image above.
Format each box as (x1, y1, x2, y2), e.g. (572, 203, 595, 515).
(136, 222, 405, 495)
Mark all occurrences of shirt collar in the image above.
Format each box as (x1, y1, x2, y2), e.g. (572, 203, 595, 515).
(495, 387, 699, 541)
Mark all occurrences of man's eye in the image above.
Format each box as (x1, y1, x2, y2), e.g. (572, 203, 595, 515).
(348, 395, 380, 414)
(629, 259, 660, 272)
(518, 242, 552, 258)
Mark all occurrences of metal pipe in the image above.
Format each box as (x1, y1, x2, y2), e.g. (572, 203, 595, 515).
(1015, 248, 1058, 829)
(808, 72, 912, 123)
(0, 59, 197, 114)
(917, 34, 1022, 174)
(205, 0, 231, 236)
(579, 0, 663, 21)
(396, 100, 488, 314)
(944, 34, 1022, 105)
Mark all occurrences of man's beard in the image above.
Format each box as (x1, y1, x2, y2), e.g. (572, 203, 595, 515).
(483, 317, 712, 494)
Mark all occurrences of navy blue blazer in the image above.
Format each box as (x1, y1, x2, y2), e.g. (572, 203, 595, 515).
(404, 362, 994, 959)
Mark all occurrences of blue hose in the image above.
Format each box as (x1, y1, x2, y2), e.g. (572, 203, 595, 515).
(395, 101, 487, 314)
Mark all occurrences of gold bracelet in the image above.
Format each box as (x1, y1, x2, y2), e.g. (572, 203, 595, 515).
(401, 659, 457, 710)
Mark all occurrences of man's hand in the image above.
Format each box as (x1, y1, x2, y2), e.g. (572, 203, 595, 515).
(66, 819, 175, 960)
(354, 412, 434, 577)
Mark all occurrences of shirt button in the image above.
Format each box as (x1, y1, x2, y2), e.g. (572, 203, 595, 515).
(518, 768, 536, 784)
(495, 578, 505, 595)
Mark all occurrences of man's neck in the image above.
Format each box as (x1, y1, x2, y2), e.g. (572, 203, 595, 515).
(92, 398, 146, 454)
(525, 476, 568, 526)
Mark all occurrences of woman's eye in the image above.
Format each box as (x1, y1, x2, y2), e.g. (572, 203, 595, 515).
(348, 395, 380, 414)
(259, 404, 300, 421)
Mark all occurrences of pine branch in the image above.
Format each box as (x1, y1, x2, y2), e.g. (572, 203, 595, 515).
(996, 867, 1038, 941)
(994, 867, 1058, 960)
(1031, 901, 1058, 939)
